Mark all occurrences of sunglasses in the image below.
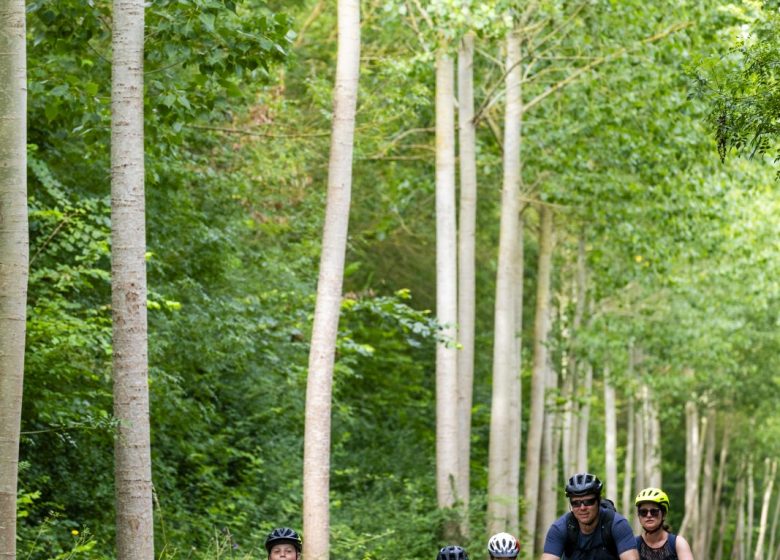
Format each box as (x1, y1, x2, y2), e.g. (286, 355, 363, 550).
(570, 498, 598, 508)
(637, 508, 662, 518)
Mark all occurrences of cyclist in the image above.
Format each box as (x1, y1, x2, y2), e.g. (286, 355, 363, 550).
(541, 472, 638, 560)
(488, 532, 520, 559)
(265, 527, 302, 560)
(635, 488, 693, 560)
(438, 545, 469, 560)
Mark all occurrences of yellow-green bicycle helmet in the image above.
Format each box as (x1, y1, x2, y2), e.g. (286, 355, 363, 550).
(635, 487, 670, 512)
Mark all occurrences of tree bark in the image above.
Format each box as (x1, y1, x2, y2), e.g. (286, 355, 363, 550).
(678, 399, 701, 537)
(766, 477, 780, 560)
(621, 375, 635, 516)
(302, 2, 360, 558)
(711, 419, 731, 558)
(754, 459, 777, 560)
(748, 460, 756, 560)
(695, 408, 716, 558)
(0, 3, 27, 558)
(434, 47, 460, 530)
(111, 2, 154, 558)
(456, 32, 477, 532)
(508, 211, 524, 533)
(603, 367, 618, 501)
(487, 30, 522, 536)
(523, 205, 554, 557)
(576, 363, 592, 473)
(731, 469, 746, 560)
(646, 387, 662, 487)
(537, 329, 558, 553)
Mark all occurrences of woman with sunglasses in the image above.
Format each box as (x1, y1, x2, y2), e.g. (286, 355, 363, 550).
(634, 488, 694, 560)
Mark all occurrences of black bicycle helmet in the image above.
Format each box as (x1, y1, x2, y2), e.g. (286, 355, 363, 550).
(265, 527, 302, 554)
(565, 472, 603, 497)
(438, 545, 469, 560)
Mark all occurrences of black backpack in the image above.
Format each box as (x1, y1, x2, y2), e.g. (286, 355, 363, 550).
(562, 499, 618, 560)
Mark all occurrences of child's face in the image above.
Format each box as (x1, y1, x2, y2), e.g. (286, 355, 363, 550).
(270, 543, 298, 560)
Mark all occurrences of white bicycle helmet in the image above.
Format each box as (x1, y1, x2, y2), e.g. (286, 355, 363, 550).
(488, 532, 520, 558)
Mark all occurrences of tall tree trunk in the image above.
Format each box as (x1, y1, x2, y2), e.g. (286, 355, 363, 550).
(695, 408, 716, 559)
(603, 367, 618, 501)
(576, 363, 592, 472)
(561, 361, 576, 480)
(302, 2, 360, 558)
(646, 387, 662, 487)
(537, 334, 558, 554)
(621, 384, 635, 516)
(456, 32, 476, 533)
(766, 482, 780, 560)
(711, 420, 731, 558)
(715, 502, 728, 560)
(732, 469, 746, 560)
(487, 30, 522, 536)
(111, 2, 153, 558)
(679, 399, 701, 537)
(523, 205, 554, 558)
(754, 459, 777, 560)
(508, 211, 525, 533)
(434, 47, 460, 533)
(0, 3, 27, 558)
(634, 400, 646, 488)
(747, 460, 756, 560)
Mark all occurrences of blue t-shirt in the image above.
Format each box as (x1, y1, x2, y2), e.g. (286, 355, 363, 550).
(543, 510, 637, 558)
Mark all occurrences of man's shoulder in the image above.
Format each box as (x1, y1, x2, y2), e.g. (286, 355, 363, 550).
(547, 513, 573, 539)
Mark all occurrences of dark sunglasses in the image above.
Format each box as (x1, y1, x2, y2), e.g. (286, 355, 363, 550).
(570, 498, 598, 508)
(637, 508, 662, 518)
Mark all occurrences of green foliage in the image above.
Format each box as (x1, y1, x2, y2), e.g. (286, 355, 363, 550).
(692, 1, 780, 167)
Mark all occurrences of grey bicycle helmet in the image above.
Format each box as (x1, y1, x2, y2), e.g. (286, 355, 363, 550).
(438, 545, 468, 560)
(487, 532, 520, 558)
(265, 527, 302, 554)
(565, 472, 603, 497)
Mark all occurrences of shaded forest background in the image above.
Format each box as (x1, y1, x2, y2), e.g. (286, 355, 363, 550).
(16, 0, 780, 558)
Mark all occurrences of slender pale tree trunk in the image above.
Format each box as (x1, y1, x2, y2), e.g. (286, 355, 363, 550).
(537, 334, 558, 554)
(0, 4, 27, 558)
(695, 408, 716, 558)
(576, 363, 592, 472)
(766, 483, 780, 560)
(732, 468, 746, 560)
(634, 402, 646, 484)
(487, 30, 522, 536)
(508, 211, 524, 533)
(711, 420, 731, 557)
(434, 48, 460, 534)
(603, 367, 618, 500)
(112, 2, 154, 559)
(456, 32, 477, 532)
(523, 206, 554, 558)
(563, 237, 585, 478)
(621, 379, 635, 516)
(646, 388, 662, 487)
(302, 2, 360, 558)
(754, 459, 777, 560)
(715, 502, 728, 560)
(561, 362, 576, 479)
(679, 399, 701, 537)
(748, 460, 756, 560)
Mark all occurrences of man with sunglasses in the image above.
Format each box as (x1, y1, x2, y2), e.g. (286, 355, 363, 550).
(541, 473, 639, 560)
(635, 487, 693, 560)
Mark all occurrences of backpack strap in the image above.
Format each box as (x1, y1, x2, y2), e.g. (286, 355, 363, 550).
(599, 508, 617, 557)
(563, 512, 579, 559)
(667, 534, 678, 558)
